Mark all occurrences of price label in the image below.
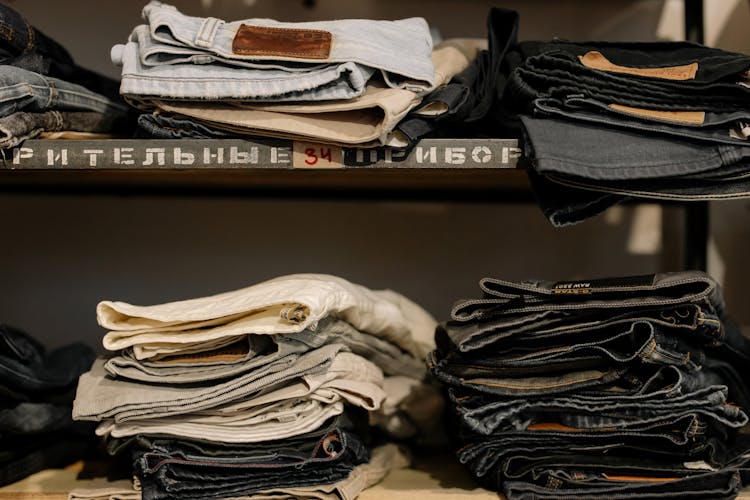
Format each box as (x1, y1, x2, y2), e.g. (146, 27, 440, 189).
(292, 142, 344, 169)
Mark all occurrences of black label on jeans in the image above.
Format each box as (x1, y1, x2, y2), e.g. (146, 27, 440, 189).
(552, 274, 655, 294)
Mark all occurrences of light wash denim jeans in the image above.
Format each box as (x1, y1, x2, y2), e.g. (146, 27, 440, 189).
(113, 1, 434, 101)
(0, 65, 129, 118)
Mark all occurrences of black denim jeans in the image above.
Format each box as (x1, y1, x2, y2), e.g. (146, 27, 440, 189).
(458, 431, 750, 495)
(393, 8, 520, 148)
(135, 428, 369, 500)
(0, 324, 94, 400)
(503, 469, 744, 500)
(504, 40, 750, 113)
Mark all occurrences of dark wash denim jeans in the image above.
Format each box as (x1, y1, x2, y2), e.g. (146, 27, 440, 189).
(135, 428, 369, 500)
(535, 96, 750, 147)
(137, 112, 242, 139)
(504, 40, 750, 113)
(503, 469, 743, 500)
(0, 3, 121, 101)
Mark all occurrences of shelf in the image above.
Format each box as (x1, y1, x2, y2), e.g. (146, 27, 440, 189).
(0, 138, 530, 200)
(3, 455, 750, 500)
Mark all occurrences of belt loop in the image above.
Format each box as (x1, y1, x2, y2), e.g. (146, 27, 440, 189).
(195, 17, 222, 48)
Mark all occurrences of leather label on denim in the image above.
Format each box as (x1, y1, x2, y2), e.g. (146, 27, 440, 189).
(602, 474, 680, 483)
(609, 104, 705, 125)
(232, 25, 332, 59)
(552, 275, 655, 294)
(579, 51, 698, 80)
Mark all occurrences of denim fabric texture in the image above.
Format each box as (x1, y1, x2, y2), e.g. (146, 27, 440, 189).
(430, 272, 750, 498)
(113, 1, 434, 102)
(0, 324, 97, 486)
(499, 35, 750, 225)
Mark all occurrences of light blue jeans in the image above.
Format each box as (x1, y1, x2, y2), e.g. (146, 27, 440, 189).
(113, 1, 435, 101)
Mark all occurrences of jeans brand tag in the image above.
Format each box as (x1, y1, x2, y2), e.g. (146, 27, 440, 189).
(232, 25, 332, 59)
(552, 274, 656, 295)
(579, 51, 698, 80)
(608, 104, 706, 125)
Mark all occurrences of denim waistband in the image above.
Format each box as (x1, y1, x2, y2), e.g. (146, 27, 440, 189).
(450, 271, 723, 323)
(534, 96, 750, 147)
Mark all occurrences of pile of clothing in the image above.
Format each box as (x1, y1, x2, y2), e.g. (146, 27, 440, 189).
(118, 1, 482, 148)
(0, 4, 132, 149)
(73, 274, 441, 500)
(430, 271, 750, 499)
(499, 38, 750, 226)
(0, 324, 96, 486)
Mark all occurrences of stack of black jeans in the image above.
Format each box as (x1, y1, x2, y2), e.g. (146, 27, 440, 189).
(500, 40, 750, 226)
(429, 271, 750, 499)
(0, 324, 96, 486)
(0, 4, 132, 149)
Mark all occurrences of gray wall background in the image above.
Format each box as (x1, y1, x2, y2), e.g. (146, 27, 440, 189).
(1, 0, 749, 349)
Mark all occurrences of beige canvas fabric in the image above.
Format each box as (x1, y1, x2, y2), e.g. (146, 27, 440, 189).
(73, 347, 384, 422)
(149, 38, 484, 146)
(96, 397, 345, 442)
(68, 480, 139, 500)
(98, 273, 436, 360)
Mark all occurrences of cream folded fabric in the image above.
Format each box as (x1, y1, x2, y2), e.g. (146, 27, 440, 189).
(149, 38, 484, 146)
(96, 397, 346, 442)
(68, 480, 140, 500)
(98, 273, 436, 360)
(104, 318, 426, 384)
(73, 347, 384, 422)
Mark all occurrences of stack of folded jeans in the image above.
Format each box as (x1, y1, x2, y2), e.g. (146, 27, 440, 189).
(429, 271, 750, 499)
(499, 38, 750, 226)
(73, 274, 440, 500)
(0, 324, 96, 486)
(0, 4, 132, 148)
(119, 1, 483, 147)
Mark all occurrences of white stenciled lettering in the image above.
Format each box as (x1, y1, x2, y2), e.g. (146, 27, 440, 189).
(384, 149, 407, 164)
(83, 149, 104, 167)
(143, 148, 166, 166)
(502, 147, 522, 165)
(46, 149, 68, 166)
(355, 149, 378, 164)
(229, 146, 257, 164)
(444, 147, 466, 165)
(12, 147, 33, 165)
(114, 148, 135, 165)
(415, 146, 437, 164)
(271, 147, 291, 164)
(173, 148, 195, 166)
(471, 146, 492, 164)
(203, 147, 224, 165)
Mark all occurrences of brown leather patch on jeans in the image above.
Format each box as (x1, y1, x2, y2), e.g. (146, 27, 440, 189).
(579, 51, 698, 80)
(608, 103, 706, 125)
(232, 25, 332, 59)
